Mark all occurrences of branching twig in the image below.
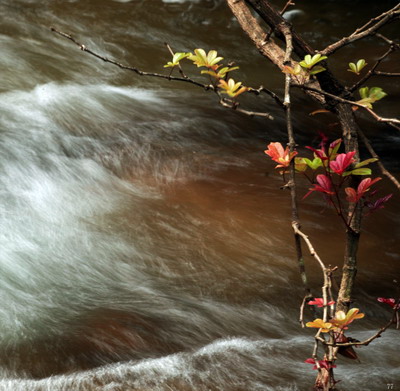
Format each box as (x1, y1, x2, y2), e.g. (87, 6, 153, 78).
(376, 33, 400, 48)
(218, 99, 274, 119)
(320, 4, 400, 55)
(248, 86, 285, 108)
(349, 46, 396, 93)
(51, 26, 276, 119)
(322, 306, 399, 347)
(264, 0, 295, 42)
(164, 42, 188, 79)
(50, 27, 212, 90)
(293, 84, 400, 131)
(357, 128, 400, 191)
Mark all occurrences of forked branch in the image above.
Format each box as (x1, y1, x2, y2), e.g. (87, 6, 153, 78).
(320, 4, 400, 55)
(50, 27, 275, 119)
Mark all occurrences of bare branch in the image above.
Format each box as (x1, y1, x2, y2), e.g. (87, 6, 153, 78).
(293, 84, 400, 131)
(281, 23, 313, 300)
(264, 0, 295, 42)
(218, 99, 274, 119)
(50, 27, 213, 90)
(349, 46, 396, 93)
(357, 128, 400, 191)
(248, 86, 285, 108)
(320, 4, 400, 55)
(323, 305, 399, 347)
(292, 222, 327, 272)
(376, 33, 400, 48)
(300, 295, 308, 328)
(164, 42, 188, 79)
(364, 107, 400, 128)
(374, 71, 400, 77)
(52, 26, 277, 119)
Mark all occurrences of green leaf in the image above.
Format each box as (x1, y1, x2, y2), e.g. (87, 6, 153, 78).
(300, 54, 327, 70)
(299, 60, 308, 68)
(359, 87, 369, 99)
(304, 54, 312, 65)
(355, 98, 373, 109)
(357, 86, 387, 108)
(348, 168, 372, 176)
(295, 157, 308, 172)
(309, 66, 326, 75)
(305, 157, 323, 170)
(163, 52, 190, 68)
(357, 59, 366, 71)
(369, 87, 387, 101)
(354, 158, 378, 168)
(348, 62, 357, 73)
(348, 59, 367, 74)
(188, 49, 224, 68)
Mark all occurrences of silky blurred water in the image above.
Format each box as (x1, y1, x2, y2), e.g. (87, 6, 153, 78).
(0, 0, 399, 390)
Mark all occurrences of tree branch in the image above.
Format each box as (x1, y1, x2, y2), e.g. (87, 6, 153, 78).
(322, 304, 399, 347)
(374, 71, 400, 77)
(51, 26, 276, 119)
(349, 46, 396, 93)
(357, 128, 400, 191)
(50, 27, 213, 90)
(293, 84, 400, 131)
(320, 4, 400, 55)
(218, 99, 274, 119)
(248, 86, 285, 108)
(281, 23, 313, 303)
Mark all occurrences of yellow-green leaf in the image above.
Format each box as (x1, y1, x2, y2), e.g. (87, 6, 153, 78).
(354, 158, 378, 168)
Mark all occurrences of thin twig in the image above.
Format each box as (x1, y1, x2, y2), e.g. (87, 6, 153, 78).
(357, 128, 400, 191)
(374, 71, 400, 77)
(264, 0, 295, 42)
(219, 99, 274, 119)
(51, 27, 276, 119)
(320, 4, 400, 55)
(248, 86, 285, 108)
(300, 295, 308, 328)
(349, 46, 396, 93)
(164, 42, 188, 79)
(281, 24, 313, 301)
(50, 27, 213, 90)
(322, 308, 399, 347)
(293, 84, 400, 131)
(376, 33, 400, 49)
(292, 223, 327, 272)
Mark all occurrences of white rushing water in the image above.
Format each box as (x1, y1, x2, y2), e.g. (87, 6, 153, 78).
(0, 0, 399, 390)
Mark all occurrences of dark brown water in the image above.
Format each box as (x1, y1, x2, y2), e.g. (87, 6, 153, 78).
(0, 0, 399, 390)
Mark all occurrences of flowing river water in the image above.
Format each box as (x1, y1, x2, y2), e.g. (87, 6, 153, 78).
(0, 0, 399, 390)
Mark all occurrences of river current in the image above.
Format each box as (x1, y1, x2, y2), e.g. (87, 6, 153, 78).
(0, 0, 399, 390)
